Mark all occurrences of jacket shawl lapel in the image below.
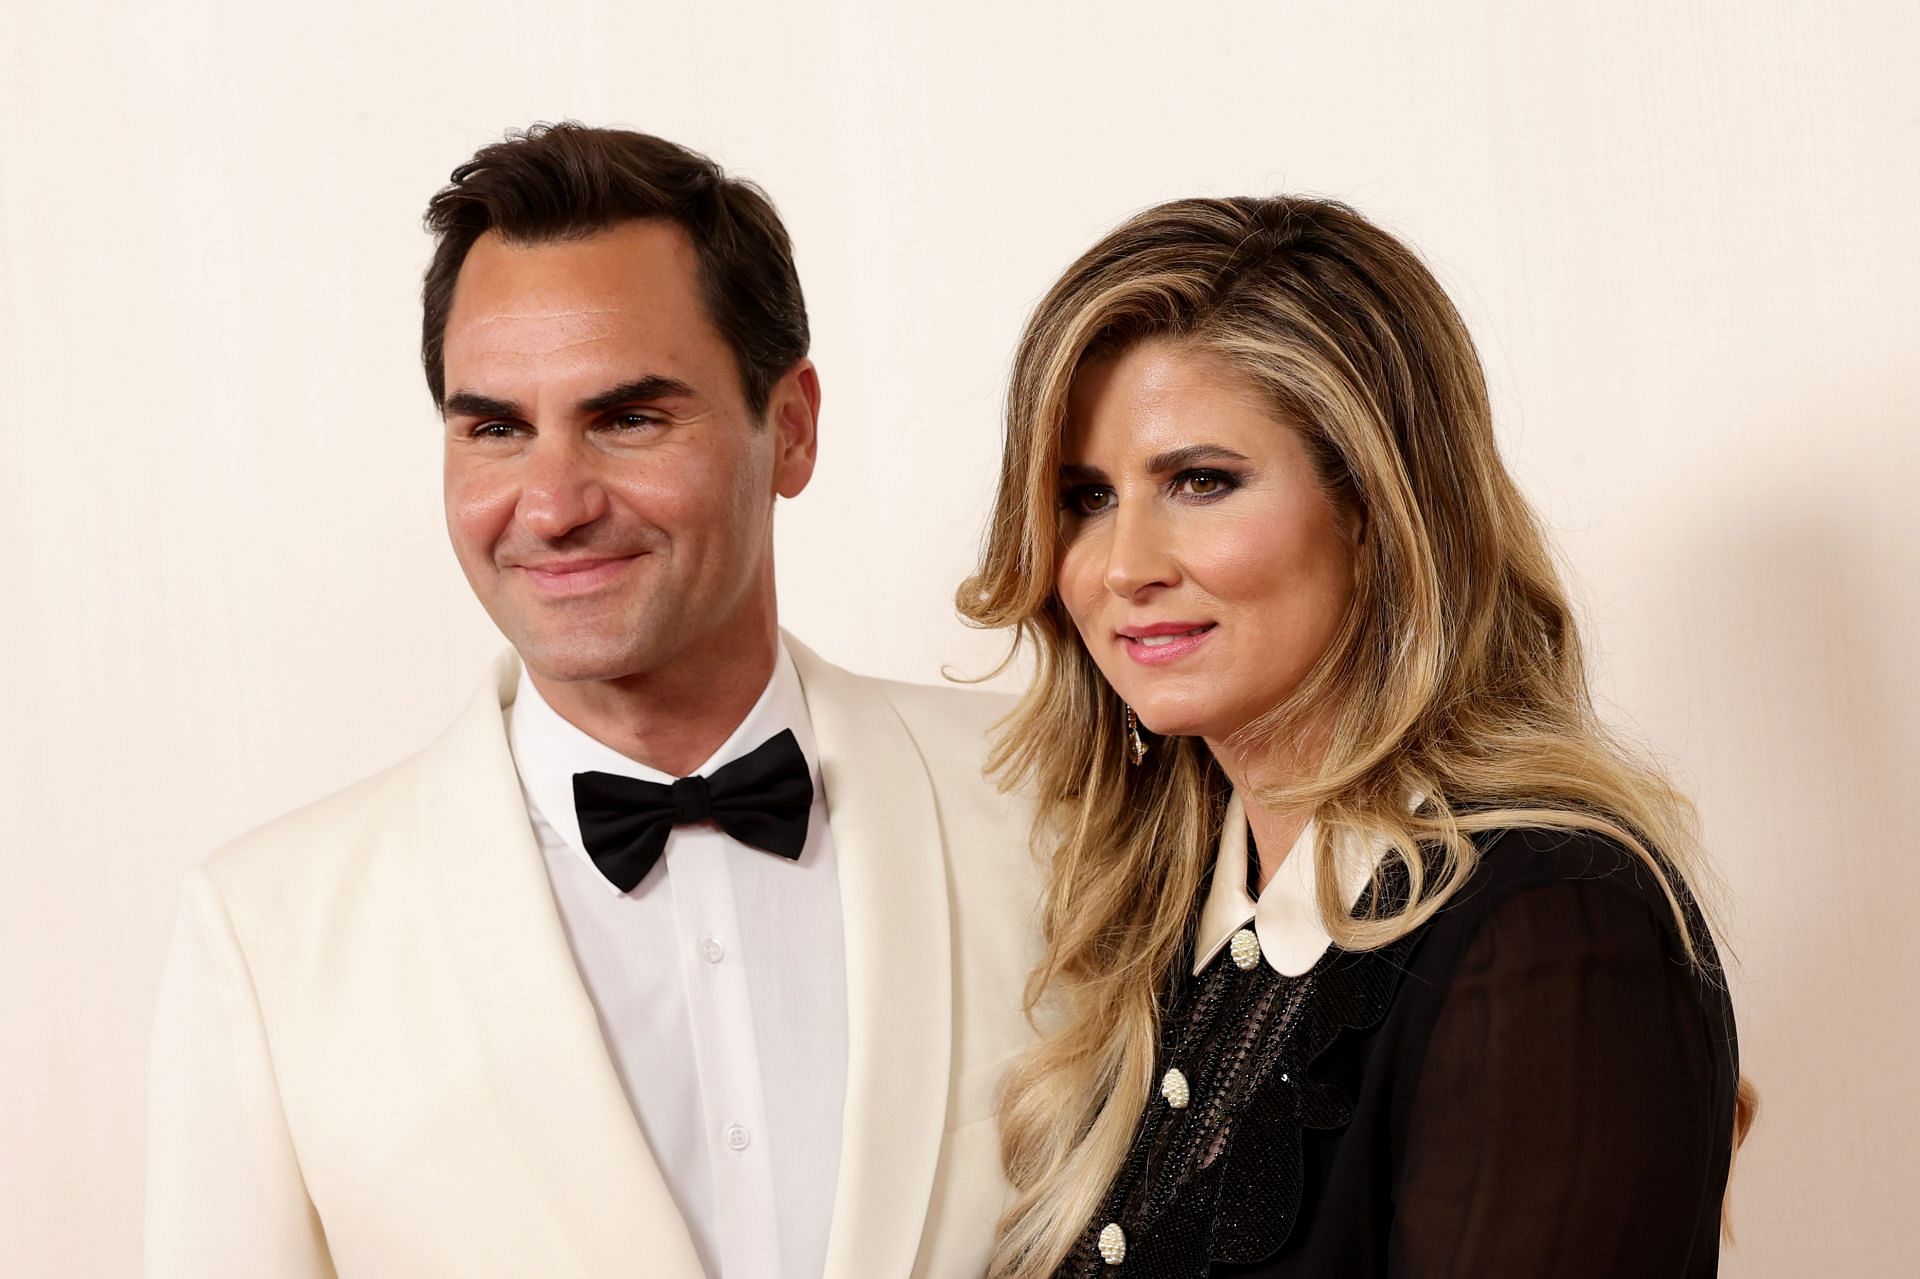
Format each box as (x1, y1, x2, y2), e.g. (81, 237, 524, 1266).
(788, 637, 957, 1279)
(418, 651, 706, 1278)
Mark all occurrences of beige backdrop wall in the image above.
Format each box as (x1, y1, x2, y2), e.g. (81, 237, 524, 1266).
(3, 1, 1915, 1274)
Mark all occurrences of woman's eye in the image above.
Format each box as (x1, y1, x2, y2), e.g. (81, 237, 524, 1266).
(1061, 485, 1115, 516)
(1177, 469, 1237, 498)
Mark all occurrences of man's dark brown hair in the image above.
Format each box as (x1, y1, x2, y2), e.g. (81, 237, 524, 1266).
(420, 122, 809, 416)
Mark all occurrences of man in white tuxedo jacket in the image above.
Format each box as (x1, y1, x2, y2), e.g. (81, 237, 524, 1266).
(146, 124, 1039, 1279)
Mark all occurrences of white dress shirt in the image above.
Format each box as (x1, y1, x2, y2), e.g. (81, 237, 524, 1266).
(505, 643, 847, 1279)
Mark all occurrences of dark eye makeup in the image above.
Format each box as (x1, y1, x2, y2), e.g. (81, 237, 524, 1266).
(1174, 467, 1241, 499)
(1057, 467, 1243, 517)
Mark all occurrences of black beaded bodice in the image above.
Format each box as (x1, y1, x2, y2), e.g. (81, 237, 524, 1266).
(1047, 826, 1742, 1279)
(1053, 904, 1414, 1278)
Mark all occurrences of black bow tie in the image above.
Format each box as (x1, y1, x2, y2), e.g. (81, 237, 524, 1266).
(572, 729, 814, 893)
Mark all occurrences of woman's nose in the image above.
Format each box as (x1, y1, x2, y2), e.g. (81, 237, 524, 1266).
(1103, 501, 1180, 598)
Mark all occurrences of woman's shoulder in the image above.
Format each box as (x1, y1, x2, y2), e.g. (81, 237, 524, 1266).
(1440, 824, 1694, 924)
(1370, 823, 1739, 1104)
(1403, 823, 1724, 986)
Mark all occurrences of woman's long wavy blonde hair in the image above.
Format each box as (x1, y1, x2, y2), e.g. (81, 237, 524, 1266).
(958, 195, 1756, 1278)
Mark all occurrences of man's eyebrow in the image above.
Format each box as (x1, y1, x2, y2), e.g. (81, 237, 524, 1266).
(442, 390, 521, 420)
(440, 376, 699, 421)
(577, 375, 697, 415)
(1144, 444, 1251, 473)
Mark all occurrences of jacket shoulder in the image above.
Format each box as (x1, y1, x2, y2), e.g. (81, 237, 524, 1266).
(869, 676, 1018, 742)
(866, 675, 1021, 796)
(200, 742, 442, 902)
(202, 653, 518, 900)
(784, 634, 1015, 767)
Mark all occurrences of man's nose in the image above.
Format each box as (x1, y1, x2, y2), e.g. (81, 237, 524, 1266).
(517, 434, 609, 540)
(1103, 500, 1180, 599)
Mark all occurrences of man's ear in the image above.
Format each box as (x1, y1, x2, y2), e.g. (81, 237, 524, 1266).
(767, 358, 820, 499)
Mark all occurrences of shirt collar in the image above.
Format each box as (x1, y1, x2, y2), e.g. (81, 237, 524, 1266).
(1191, 790, 1384, 978)
(505, 640, 820, 894)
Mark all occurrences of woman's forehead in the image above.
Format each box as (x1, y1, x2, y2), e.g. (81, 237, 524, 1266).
(1060, 340, 1287, 462)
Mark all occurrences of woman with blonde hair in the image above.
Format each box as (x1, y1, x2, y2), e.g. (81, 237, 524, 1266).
(961, 196, 1752, 1277)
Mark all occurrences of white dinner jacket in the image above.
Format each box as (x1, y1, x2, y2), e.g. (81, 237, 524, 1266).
(146, 636, 1041, 1278)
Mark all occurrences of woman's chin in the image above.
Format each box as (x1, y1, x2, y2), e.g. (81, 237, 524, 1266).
(1131, 707, 1217, 742)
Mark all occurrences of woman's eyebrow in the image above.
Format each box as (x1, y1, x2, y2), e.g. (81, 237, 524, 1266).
(1058, 462, 1108, 483)
(1144, 443, 1251, 473)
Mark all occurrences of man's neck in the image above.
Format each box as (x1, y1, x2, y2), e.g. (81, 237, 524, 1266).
(528, 628, 781, 778)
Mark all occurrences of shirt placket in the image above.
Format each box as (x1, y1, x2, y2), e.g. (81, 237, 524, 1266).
(667, 823, 782, 1278)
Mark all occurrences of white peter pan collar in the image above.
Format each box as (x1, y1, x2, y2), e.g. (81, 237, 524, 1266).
(1191, 791, 1386, 978)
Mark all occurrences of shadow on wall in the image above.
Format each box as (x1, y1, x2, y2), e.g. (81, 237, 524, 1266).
(1625, 392, 1919, 1278)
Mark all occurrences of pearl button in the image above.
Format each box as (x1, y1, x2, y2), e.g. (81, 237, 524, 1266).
(1230, 927, 1261, 970)
(723, 1123, 751, 1152)
(1098, 1221, 1127, 1265)
(700, 936, 726, 964)
(1160, 1067, 1190, 1110)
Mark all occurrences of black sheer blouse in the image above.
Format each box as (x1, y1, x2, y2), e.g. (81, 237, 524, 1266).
(1056, 825, 1740, 1278)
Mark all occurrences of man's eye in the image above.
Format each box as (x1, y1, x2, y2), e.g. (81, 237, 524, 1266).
(1061, 485, 1115, 516)
(472, 421, 522, 439)
(611, 412, 662, 430)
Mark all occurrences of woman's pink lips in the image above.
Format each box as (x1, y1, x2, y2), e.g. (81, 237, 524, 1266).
(1119, 623, 1216, 666)
(518, 555, 638, 597)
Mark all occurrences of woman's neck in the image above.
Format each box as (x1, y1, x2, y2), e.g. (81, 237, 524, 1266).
(1208, 717, 1330, 895)
(1242, 801, 1312, 895)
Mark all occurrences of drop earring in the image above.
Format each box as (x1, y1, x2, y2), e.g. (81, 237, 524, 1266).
(1124, 704, 1149, 766)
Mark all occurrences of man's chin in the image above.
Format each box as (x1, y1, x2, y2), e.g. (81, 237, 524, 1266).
(510, 632, 667, 686)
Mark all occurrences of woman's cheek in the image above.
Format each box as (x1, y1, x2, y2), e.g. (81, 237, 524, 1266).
(1057, 542, 1103, 625)
(1179, 506, 1290, 602)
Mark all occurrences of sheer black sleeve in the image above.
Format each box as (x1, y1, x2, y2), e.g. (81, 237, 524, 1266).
(1387, 875, 1733, 1277)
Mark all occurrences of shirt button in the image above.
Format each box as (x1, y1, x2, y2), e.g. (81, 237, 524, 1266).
(723, 1123, 751, 1152)
(1098, 1221, 1127, 1265)
(1230, 927, 1261, 970)
(700, 936, 726, 964)
(1160, 1067, 1190, 1110)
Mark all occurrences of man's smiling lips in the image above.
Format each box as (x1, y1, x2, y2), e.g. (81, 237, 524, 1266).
(1118, 620, 1216, 665)
(515, 555, 642, 597)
